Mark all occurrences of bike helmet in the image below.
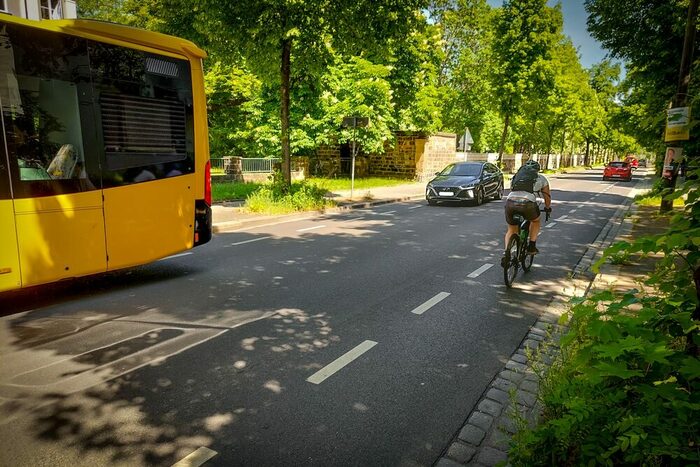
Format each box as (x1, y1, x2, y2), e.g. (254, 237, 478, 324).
(524, 159, 541, 171)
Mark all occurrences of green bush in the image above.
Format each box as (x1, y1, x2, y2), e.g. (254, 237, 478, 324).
(510, 179, 700, 465)
(245, 171, 333, 214)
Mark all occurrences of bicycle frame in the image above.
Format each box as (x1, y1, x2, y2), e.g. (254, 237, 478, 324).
(503, 212, 540, 287)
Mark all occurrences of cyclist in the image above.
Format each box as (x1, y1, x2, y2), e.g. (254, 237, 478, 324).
(502, 159, 551, 265)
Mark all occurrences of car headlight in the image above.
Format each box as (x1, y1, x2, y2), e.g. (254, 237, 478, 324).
(459, 185, 474, 190)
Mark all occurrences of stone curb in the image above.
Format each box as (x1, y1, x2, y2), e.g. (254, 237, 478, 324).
(435, 175, 655, 467)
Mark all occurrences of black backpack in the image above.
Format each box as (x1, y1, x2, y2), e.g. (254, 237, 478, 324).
(510, 165, 538, 193)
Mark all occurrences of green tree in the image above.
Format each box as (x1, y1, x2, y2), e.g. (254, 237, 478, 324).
(585, 0, 699, 155)
(491, 0, 562, 162)
(188, 0, 427, 187)
(430, 0, 496, 151)
(316, 57, 396, 154)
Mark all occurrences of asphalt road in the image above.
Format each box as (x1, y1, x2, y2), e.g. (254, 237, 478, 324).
(0, 169, 641, 467)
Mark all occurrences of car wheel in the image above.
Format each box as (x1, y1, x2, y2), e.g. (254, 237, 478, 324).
(493, 183, 503, 200)
(474, 188, 484, 206)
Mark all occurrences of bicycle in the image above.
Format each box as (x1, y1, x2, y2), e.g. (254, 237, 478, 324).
(502, 209, 550, 288)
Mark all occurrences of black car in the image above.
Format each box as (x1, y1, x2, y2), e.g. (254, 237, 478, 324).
(426, 161, 504, 206)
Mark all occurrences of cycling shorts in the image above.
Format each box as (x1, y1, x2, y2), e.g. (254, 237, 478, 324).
(505, 198, 540, 225)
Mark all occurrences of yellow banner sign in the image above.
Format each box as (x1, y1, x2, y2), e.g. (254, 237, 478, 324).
(665, 107, 690, 142)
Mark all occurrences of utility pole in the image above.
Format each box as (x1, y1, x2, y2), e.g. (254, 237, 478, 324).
(661, 0, 698, 213)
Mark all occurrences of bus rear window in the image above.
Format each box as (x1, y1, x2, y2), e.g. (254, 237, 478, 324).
(89, 43, 195, 185)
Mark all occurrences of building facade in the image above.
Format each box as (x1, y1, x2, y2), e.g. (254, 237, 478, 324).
(1, 0, 77, 20)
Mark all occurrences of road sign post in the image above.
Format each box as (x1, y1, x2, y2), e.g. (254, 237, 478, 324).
(342, 116, 369, 198)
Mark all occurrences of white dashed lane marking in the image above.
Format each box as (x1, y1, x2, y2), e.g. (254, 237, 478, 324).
(230, 236, 271, 246)
(545, 222, 557, 228)
(306, 340, 378, 385)
(467, 263, 494, 278)
(410, 292, 451, 315)
(159, 252, 193, 261)
(172, 447, 217, 467)
(297, 225, 326, 232)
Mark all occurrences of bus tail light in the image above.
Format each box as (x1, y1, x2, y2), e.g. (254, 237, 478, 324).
(204, 160, 212, 206)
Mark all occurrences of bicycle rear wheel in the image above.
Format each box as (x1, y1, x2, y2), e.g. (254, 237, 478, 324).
(503, 235, 520, 287)
(522, 250, 534, 272)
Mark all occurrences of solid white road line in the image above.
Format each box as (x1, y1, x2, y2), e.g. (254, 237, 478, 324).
(158, 252, 193, 261)
(306, 340, 378, 384)
(410, 292, 451, 315)
(467, 263, 494, 278)
(230, 236, 271, 246)
(297, 225, 326, 232)
(172, 447, 218, 467)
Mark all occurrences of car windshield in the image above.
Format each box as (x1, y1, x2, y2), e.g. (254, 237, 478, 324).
(609, 162, 628, 168)
(440, 164, 481, 176)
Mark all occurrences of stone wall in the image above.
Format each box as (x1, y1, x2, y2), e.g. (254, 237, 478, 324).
(416, 133, 458, 181)
(369, 132, 422, 179)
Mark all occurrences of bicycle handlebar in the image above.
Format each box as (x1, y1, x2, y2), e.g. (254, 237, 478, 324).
(542, 207, 552, 222)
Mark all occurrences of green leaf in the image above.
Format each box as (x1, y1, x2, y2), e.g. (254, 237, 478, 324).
(592, 361, 643, 379)
(653, 376, 677, 386)
(679, 357, 700, 380)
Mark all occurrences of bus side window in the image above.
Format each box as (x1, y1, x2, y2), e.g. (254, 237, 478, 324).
(0, 24, 100, 198)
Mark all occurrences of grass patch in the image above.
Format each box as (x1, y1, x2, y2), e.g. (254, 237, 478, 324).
(634, 195, 685, 207)
(306, 177, 413, 192)
(212, 181, 263, 202)
(245, 173, 335, 214)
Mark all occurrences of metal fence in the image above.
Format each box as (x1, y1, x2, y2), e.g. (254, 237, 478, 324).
(242, 158, 280, 173)
(210, 157, 281, 174)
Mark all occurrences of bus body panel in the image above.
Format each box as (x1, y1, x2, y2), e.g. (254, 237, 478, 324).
(103, 175, 195, 271)
(13, 192, 107, 287)
(0, 201, 22, 292)
(0, 16, 211, 293)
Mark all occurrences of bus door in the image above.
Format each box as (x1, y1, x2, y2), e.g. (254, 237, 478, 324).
(1, 24, 107, 288)
(89, 43, 197, 270)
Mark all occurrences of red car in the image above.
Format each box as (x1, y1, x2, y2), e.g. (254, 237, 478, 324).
(625, 156, 639, 170)
(603, 161, 633, 181)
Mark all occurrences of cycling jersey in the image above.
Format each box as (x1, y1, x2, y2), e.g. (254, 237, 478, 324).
(504, 174, 550, 225)
(506, 174, 550, 203)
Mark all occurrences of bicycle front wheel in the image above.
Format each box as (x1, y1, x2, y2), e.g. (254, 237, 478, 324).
(503, 235, 520, 288)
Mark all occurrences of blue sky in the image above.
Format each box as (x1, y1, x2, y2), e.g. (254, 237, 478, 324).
(486, 0, 608, 69)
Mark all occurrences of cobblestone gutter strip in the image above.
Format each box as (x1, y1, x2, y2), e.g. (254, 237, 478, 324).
(435, 177, 654, 467)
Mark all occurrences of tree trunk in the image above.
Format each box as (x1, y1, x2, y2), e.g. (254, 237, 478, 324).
(280, 37, 292, 189)
(584, 138, 591, 166)
(498, 111, 511, 165)
(559, 129, 566, 156)
(546, 123, 555, 158)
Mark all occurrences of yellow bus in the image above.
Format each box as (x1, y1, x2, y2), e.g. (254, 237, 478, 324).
(0, 15, 212, 292)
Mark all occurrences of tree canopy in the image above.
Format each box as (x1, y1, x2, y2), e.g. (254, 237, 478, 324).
(79, 0, 654, 173)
